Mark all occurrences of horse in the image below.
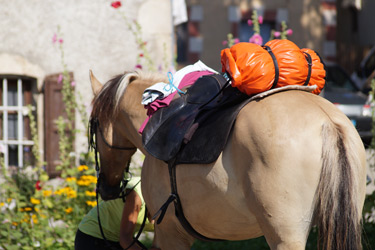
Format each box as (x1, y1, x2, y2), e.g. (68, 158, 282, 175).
(88, 70, 367, 250)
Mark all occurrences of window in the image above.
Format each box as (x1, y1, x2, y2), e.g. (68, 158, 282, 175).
(0, 75, 36, 169)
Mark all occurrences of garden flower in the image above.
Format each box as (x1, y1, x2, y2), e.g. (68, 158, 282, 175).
(66, 176, 77, 182)
(35, 180, 42, 191)
(286, 29, 293, 36)
(65, 207, 73, 214)
(274, 31, 281, 38)
(78, 165, 89, 171)
(42, 190, 52, 197)
(86, 200, 97, 207)
(85, 190, 96, 197)
(222, 40, 228, 46)
(139, 53, 144, 57)
(111, 1, 122, 8)
(0, 202, 4, 207)
(12, 222, 18, 226)
(233, 38, 240, 44)
(247, 19, 252, 26)
(249, 34, 263, 45)
(30, 198, 40, 205)
(7, 198, 12, 202)
(67, 189, 77, 198)
(24, 207, 33, 212)
(71, 81, 76, 87)
(52, 33, 57, 43)
(31, 214, 38, 224)
(57, 74, 63, 84)
(258, 16, 263, 24)
(135, 64, 143, 70)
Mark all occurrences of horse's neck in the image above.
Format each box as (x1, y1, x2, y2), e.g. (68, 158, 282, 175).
(121, 81, 154, 154)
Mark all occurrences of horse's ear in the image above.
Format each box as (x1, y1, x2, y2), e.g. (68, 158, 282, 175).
(89, 70, 103, 96)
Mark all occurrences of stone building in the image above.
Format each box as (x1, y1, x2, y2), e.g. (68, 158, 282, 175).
(0, 0, 173, 175)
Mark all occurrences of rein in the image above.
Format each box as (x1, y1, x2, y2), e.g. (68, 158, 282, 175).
(88, 118, 147, 250)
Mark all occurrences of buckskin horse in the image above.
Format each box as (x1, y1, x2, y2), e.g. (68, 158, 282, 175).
(88, 70, 367, 250)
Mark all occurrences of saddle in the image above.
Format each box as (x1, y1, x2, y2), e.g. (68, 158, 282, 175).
(142, 73, 251, 164)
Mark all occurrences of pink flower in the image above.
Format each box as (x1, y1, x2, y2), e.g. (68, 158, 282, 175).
(135, 64, 143, 69)
(247, 19, 253, 26)
(71, 81, 76, 87)
(58, 39, 63, 44)
(57, 74, 63, 83)
(286, 29, 293, 36)
(249, 34, 263, 45)
(274, 31, 281, 38)
(233, 38, 240, 44)
(258, 16, 263, 24)
(111, 1, 122, 8)
(52, 33, 57, 44)
(222, 40, 228, 46)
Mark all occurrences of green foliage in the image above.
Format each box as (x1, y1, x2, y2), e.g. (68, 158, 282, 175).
(0, 162, 98, 249)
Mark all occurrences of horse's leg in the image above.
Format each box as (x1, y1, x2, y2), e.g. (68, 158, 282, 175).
(241, 160, 317, 250)
(141, 156, 195, 250)
(229, 117, 322, 250)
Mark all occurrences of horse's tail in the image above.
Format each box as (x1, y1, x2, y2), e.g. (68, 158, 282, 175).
(315, 122, 363, 250)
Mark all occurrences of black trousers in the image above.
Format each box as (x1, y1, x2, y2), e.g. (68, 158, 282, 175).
(74, 229, 123, 250)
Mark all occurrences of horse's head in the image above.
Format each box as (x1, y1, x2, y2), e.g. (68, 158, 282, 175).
(89, 70, 138, 200)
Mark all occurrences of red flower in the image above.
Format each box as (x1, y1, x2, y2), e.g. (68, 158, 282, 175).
(139, 53, 144, 57)
(135, 64, 143, 69)
(35, 181, 42, 191)
(111, 1, 122, 8)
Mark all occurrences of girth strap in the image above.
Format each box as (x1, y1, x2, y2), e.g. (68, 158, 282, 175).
(153, 156, 224, 242)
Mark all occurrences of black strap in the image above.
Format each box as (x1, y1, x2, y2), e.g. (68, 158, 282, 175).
(263, 45, 279, 89)
(303, 52, 313, 86)
(152, 156, 224, 242)
(123, 207, 148, 250)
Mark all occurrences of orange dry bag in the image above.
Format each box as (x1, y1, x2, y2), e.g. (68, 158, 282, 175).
(264, 39, 308, 88)
(220, 40, 326, 96)
(221, 42, 275, 95)
(300, 48, 326, 95)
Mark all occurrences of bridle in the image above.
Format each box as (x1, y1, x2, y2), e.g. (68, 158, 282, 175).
(88, 117, 147, 250)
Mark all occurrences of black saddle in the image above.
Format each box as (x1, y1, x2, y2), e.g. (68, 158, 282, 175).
(142, 73, 252, 164)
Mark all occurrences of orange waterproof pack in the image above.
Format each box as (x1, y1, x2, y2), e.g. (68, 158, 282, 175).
(220, 39, 326, 95)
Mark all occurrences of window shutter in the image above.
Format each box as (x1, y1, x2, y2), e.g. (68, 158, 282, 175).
(43, 73, 74, 177)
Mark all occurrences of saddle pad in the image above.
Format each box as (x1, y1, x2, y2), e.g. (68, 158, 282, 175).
(142, 74, 232, 162)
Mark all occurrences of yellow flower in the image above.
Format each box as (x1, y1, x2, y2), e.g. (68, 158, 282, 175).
(30, 198, 40, 205)
(24, 207, 32, 212)
(85, 190, 96, 197)
(80, 175, 97, 184)
(0, 202, 4, 207)
(86, 200, 97, 207)
(67, 189, 77, 198)
(31, 214, 38, 224)
(7, 198, 12, 202)
(78, 165, 89, 171)
(66, 177, 77, 182)
(77, 180, 90, 186)
(12, 222, 18, 226)
(43, 190, 53, 197)
(34, 207, 39, 212)
(65, 207, 73, 214)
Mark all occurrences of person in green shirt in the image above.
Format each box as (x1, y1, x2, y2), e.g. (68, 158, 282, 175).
(74, 176, 159, 250)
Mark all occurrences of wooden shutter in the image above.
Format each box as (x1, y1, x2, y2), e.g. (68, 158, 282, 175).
(43, 73, 74, 177)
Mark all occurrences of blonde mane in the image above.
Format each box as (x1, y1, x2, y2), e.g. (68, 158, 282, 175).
(91, 70, 167, 127)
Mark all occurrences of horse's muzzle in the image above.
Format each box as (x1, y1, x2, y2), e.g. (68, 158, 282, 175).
(97, 173, 121, 201)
